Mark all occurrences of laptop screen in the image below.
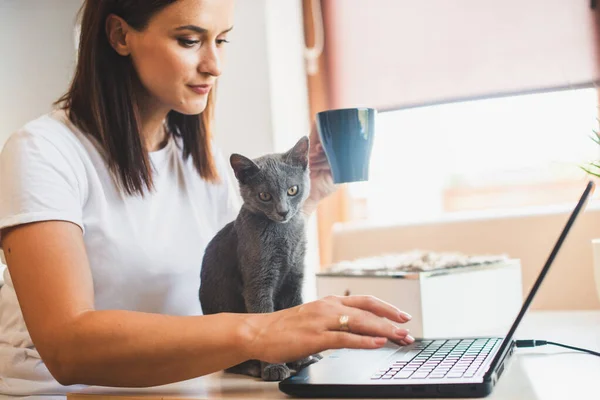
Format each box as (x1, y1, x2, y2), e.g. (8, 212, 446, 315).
(486, 180, 596, 376)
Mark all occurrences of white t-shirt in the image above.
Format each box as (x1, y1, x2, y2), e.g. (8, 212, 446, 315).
(0, 110, 240, 397)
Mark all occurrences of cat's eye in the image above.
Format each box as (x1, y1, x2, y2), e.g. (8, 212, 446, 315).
(287, 186, 299, 196)
(259, 192, 272, 202)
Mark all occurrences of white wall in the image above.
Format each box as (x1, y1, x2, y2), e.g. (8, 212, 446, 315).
(213, 0, 275, 159)
(214, 0, 311, 155)
(0, 0, 82, 146)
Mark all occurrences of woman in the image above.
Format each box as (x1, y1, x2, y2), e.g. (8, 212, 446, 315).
(0, 0, 414, 396)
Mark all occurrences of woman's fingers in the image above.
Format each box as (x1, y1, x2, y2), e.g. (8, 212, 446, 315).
(309, 159, 330, 170)
(323, 331, 388, 350)
(329, 308, 413, 345)
(336, 295, 412, 324)
(397, 338, 414, 346)
(309, 153, 328, 163)
(309, 151, 328, 163)
(309, 143, 326, 157)
(317, 296, 416, 347)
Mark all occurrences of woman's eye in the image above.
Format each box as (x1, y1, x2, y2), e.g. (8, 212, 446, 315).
(287, 186, 298, 196)
(178, 38, 200, 48)
(259, 192, 272, 202)
(216, 39, 230, 46)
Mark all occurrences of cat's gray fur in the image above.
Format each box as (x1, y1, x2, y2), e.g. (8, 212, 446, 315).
(199, 136, 320, 381)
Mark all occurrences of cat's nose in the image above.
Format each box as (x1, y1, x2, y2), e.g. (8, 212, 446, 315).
(278, 210, 289, 218)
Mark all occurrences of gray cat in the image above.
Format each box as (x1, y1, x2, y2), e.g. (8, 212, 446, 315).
(199, 136, 320, 381)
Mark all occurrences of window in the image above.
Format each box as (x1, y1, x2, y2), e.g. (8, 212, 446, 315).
(348, 88, 600, 224)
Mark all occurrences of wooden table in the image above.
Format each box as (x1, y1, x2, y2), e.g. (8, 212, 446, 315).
(66, 310, 600, 400)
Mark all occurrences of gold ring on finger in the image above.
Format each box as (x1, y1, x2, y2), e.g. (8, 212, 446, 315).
(339, 315, 350, 332)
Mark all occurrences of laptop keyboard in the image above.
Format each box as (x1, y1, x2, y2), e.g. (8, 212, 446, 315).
(371, 338, 501, 380)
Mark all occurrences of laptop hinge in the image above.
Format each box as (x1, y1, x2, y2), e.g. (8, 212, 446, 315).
(483, 340, 515, 382)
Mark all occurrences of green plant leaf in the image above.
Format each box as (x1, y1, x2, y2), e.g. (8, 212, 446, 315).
(581, 166, 600, 178)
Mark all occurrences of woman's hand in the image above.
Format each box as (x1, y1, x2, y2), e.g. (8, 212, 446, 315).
(303, 126, 337, 215)
(240, 295, 414, 364)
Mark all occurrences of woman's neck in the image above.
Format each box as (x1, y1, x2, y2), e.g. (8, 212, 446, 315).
(137, 88, 170, 152)
(141, 109, 169, 152)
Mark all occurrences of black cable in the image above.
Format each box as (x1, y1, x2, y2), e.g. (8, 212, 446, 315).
(515, 339, 600, 357)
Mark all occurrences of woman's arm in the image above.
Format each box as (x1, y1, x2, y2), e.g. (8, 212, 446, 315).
(2, 221, 252, 387)
(3, 220, 412, 388)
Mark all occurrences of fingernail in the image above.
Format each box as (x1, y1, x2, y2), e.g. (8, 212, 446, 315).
(395, 328, 409, 337)
(399, 312, 412, 320)
(374, 337, 387, 346)
(406, 335, 415, 343)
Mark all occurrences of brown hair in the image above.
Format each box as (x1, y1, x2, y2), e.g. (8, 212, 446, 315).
(55, 0, 219, 196)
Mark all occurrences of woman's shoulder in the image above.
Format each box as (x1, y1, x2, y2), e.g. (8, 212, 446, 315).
(3, 109, 84, 154)
(1, 109, 93, 167)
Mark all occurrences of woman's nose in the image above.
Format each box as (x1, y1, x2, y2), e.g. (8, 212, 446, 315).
(199, 44, 222, 77)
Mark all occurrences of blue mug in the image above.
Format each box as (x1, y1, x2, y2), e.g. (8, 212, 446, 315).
(315, 107, 377, 184)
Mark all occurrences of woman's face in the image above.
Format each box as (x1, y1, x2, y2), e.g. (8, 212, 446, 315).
(124, 0, 235, 115)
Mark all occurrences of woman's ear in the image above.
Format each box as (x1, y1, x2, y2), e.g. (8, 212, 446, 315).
(106, 14, 132, 56)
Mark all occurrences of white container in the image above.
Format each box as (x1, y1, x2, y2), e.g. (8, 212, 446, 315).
(316, 260, 523, 339)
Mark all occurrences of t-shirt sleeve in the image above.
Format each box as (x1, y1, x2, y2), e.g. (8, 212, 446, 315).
(0, 129, 85, 241)
(212, 145, 241, 229)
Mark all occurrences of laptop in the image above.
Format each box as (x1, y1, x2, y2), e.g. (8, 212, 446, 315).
(279, 180, 595, 398)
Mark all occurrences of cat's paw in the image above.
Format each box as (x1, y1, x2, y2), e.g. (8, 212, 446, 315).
(261, 363, 291, 381)
(287, 354, 322, 371)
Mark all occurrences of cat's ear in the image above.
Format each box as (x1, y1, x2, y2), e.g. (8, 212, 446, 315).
(230, 154, 260, 184)
(284, 136, 310, 169)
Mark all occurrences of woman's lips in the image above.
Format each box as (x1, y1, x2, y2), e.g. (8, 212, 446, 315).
(188, 84, 211, 95)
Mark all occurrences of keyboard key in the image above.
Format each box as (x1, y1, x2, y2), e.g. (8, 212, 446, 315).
(395, 350, 423, 362)
(394, 371, 414, 379)
(451, 368, 468, 374)
(429, 373, 446, 379)
(411, 372, 430, 379)
(447, 373, 465, 378)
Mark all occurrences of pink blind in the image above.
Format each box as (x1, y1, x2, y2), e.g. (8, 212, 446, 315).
(323, 0, 600, 110)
